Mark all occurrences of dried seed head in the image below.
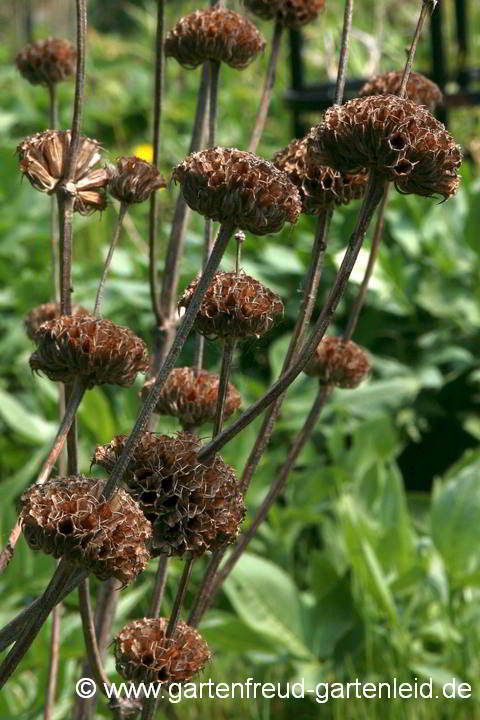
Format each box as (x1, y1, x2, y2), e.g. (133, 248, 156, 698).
(359, 71, 443, 111)
(173, 147, 301, 235)
(165, 8, 265, 70)
(24, 302, 89, 341)
(142, 367, 241, 428)
(115, 618, 210, 684)
(15, 37, 76, 86)
(304, 336, 371, 388)
(273, 138, 368, 214)
(307, 95, 462, 200)
(106, 156, 166, 204)
(19, 476, 151, 586)
(17, 130, 108, 214)
(29, 314, 149, 388)
(93, 432, 245, 558)
(243, 0, 325, 29)
(178, 270, 284, 340)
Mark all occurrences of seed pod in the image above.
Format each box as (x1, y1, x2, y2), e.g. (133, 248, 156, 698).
(359, 71, 443, 111)
(19, 476, 151, 586)
(15, 37, 76, 86)
(173, 147, 301, 235)
(165, 8, 265, 70)
(243, 0, 325, 29)
(29, 314, 149, 388)
(106, 156, 166, 204)
(115, 618, 210, 684)
(142, 367, 241, 428)
(24, 302, 89, 341)
(17, 130, 108, 214)
(93, 432, 245, 558)
(178, 270, 284, 340)
(273, 138, 367, 214)
(304, 336, 370, 388)
(307, 95, 462, 200)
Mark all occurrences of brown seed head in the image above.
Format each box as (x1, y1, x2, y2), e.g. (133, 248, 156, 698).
(93, 432, 245, 558)
(359, 71, 443, 111)
(244, 0, 325, 29)
(142, 367, 241, 428)
(178, 270, 284, 340)
(273, 138, 367, 213)
(24, 302, 89, 341)
(304, 336, 371, 388)
(307, 95, 462, 200)
(165, 8, 265, 70)
(19, 476, 151, 586)
(106, 156, 166, 204)
(172, 147, 301, 235)
(17, 130, 108, 214)
(29, 314, 149, 388)
(15, 38, 76, 86)
(115, 618, 210, 685)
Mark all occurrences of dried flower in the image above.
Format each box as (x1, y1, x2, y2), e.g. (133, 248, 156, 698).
(307, 95, 462, 200)
(304, 336, 370, 388)
(142, 367, 241, 428)
(24, 302, 89, 341)
(30, 314, 149, 388)
(17, 130, 108, 214)
(15, 37, 76, 86)
(165, 8, 265, 70)
(19, 476, 151, 586)
(93, 432, 245, 557)
(243, 0, 325, 29)
(172, 147, 302, 235)
(106, 156, 166, 204)
(115, 618, 210, 684)
(359, 71, 443, 111)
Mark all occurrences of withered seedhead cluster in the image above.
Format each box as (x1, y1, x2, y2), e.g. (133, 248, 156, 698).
(29, 314, 149, 388)
(359, 71, 443, 111)
(273, 138, 367, 214)
(304, 336, 371, 389)
(178, 271, 284, 340)
(106, 156, 166, 204)
(19, 476, 151, 586)
(16, 37, 76, 86)
(17, 130, 108, 214)
(115, 618, 210, 685)
(24, 302, 89, 341)
(93, 432, 245, 557)
(165, 8, 265, 70)
(142, 367, 242, 428)
(243, 0, 325, 29)
(307, 95, 462, 200)
(173, 147, 301, 235)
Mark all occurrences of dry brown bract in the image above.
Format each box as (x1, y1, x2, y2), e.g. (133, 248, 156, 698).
(115, 618, 210, 684)
(273, 138, 367, 214)
(29, 314, 149, 388)
(165, 8, 265, 70)
(24, 302, 89, 341)
(359, 71, 443, 111)
(93, 432, 245, 558)
(106, 156, 166, 204)
(17, 130, 108, 214)
(307, 95, 462, 200)
(244, 0, 325, 29)
(142, 367, 241, 428)
(16, 37, 76, 86)
(179, 271, 284, 340)
(19, 476, 151, 586)
(304, 336, 371, 388)
(173, 147, 301, 235)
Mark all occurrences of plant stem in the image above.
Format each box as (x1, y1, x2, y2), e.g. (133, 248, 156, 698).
(44, 598, 61, 720)
(63, 0, 87, 184)
(149, 556, 169, 618)
(334, 0, 354, 105)
(48, 82, 58, 129)
(212, 339, 236, 438)
(248, 20, 283, 153)
(0, 520, 22, 576)
(93, 202, 128, 316)
(78, 579, 110, 693)
(399, 0, 438, 98)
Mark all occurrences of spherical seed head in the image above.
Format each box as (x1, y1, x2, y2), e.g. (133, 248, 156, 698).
(172, 147, 301, 235)
(142, 367, 242, 428)
(273, 138, 367, 214)
(115, 618, 210, 684)
(165, 8, 265, 70)
(178, 270, 284, 340)
(93, 432, 245, 558)
(106, 156, 166, 204)
(17, 130, 108, 214)
(24, 302, 89, 341)
(243, 0, 325, 29)
(29, 315, 149, 388)
(359, 71, 443, 111)
(15, 38, 76, 86)
(307, 95, 462, 200)
(19, 476, 151, 585)
(304, 336, 371, 388)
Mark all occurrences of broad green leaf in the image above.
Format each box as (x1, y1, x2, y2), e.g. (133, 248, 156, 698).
(77, 387, 116, 443)
(0, 389, 56, 444)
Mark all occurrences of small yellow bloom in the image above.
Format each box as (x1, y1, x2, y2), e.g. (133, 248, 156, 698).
(133, 144, 154, 163)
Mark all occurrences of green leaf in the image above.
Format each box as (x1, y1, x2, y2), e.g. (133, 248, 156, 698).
(77, 387, 116, 443)
(0, 389, 56, 444)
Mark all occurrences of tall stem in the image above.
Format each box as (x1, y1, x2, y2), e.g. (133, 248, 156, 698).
(399, 0, 438, 98)
(212, 339, 236, 437)
(93, 202, 128, 316)
(248, 20, 283, 153)
(149, 556, 169, 618)
(334, 0, 354, 105)
(63, 0, 87, 183)
(78, 579, 110, 692)
(44, 600, 61, 720)
(0, 521, 22, 576)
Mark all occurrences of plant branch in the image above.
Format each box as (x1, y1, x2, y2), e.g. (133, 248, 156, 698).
(78, 579, 110, 693)
(93, 201, 128, 316)
(149, 556, 169, 618)
(399, 0, 438, 98)
(248, 20, 283, 153)
(44, 597, 61, 720)
(334, 0, 354, 105)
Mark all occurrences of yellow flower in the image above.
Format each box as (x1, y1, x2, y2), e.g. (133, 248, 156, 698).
(133, 144, 154, 163)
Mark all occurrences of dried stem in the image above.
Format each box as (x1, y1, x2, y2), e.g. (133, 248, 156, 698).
(212, 339, 236, 438)
(48, 82, 58, 130)
(334, 0, 354, 105)
(0, 520, 22, 576)
(78, 579, 110, 693)
(44, 598, 61, 720)
(149, 556, 169, 618)
(248, 20, 283, 153)
(93, 201, 128, 316)
(63, 0, 87, 183)
(399, 0, 438, 98)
